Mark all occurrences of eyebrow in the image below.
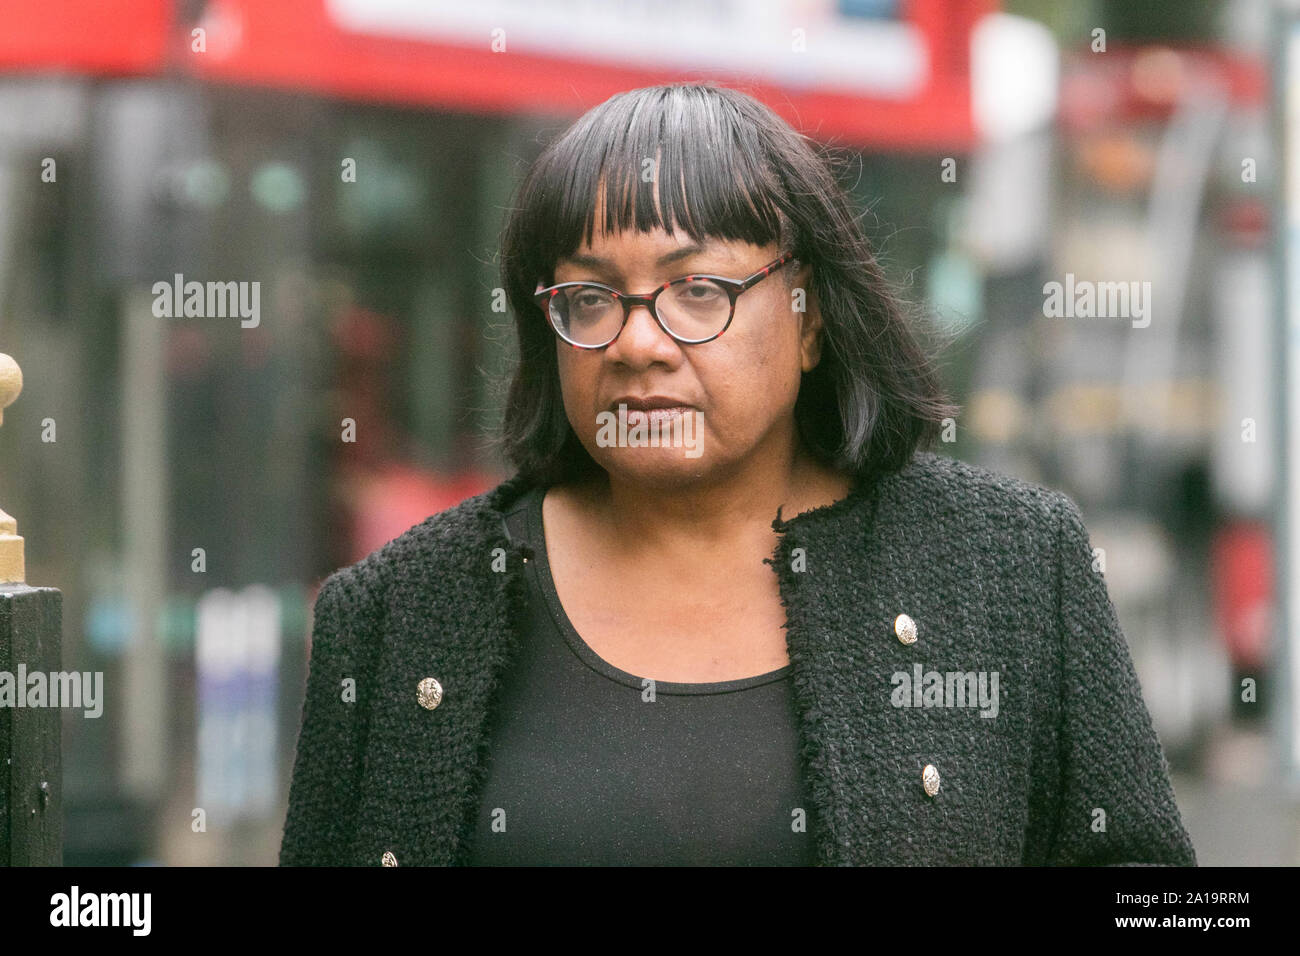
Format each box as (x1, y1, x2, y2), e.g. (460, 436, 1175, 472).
(557, 243, 717, 274)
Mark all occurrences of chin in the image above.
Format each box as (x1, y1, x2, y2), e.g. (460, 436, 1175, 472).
(591, 450, 711, 489)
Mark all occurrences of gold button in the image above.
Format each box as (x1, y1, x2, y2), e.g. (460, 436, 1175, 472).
(381, 851, 397, 867)
(417, 677, 443, 710)
(922, 764, 940, 797)
(894, 613, 917, 645)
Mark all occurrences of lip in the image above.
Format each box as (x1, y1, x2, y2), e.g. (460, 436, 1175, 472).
(609, 395, 695, 411)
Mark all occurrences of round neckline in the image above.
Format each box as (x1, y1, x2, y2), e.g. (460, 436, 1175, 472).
(521, 486, 792, 697)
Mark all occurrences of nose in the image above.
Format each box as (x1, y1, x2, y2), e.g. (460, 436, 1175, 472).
(606, 300, 679, 361)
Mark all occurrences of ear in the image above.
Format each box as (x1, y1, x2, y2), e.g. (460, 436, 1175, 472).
(793, 262, 823, 372)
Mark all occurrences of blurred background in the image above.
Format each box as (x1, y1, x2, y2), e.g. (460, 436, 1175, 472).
(0, 0, 1293, 864)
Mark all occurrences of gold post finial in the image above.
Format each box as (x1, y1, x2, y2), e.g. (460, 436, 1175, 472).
(0, 352, 25, 583)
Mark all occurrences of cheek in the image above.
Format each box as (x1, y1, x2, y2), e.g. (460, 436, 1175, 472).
(733, 308, 802, 392)
(703, 340, 799, 426)
(555, 348, 600, 413)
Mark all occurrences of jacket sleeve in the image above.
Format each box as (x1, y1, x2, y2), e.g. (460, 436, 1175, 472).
(1042, 492, 1197, 866)
(279, 570, 372, 866)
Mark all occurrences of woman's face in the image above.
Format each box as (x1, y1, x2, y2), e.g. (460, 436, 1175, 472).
(551, 222, 824, 489)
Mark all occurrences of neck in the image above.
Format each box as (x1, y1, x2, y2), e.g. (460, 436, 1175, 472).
(580, 435, 854, 560)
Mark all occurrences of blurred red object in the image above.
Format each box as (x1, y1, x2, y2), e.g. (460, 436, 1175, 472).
(1060, 44, 1266, 132)
(346, 462, 501, 564)
(1210, 521, 1274, 672)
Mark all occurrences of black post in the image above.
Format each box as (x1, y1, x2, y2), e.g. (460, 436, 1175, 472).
(0, 583, 62, 866)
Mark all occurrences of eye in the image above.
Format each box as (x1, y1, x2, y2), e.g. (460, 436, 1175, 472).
(682, 282, 723, 299)
(571, 288, 613, 308)
(669, 279, 726, 306)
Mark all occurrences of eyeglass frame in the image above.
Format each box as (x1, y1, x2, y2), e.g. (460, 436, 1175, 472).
(532, 250, 799, 349)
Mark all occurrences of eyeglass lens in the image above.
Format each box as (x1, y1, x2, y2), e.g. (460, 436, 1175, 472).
(549, 278, 731, 345)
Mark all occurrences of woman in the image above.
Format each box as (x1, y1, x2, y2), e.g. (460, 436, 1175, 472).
(280, 83, 1196, 866)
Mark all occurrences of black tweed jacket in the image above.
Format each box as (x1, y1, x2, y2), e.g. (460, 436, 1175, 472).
(279, 451, 1197, 866)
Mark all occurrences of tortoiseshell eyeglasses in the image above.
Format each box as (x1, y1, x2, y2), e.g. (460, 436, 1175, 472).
(533, 251, 798, 349)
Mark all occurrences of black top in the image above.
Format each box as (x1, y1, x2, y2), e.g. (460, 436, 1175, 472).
(464, 485, 818, 865)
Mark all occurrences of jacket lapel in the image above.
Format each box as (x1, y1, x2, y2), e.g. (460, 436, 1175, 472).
(770, 472, 896, 864)
(353, 476, 537, 866)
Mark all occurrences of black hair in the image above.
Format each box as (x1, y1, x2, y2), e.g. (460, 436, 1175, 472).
(492, 81, 958, 487)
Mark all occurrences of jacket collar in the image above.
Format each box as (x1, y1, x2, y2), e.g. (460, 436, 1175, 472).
(480, 464, 887, 536)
